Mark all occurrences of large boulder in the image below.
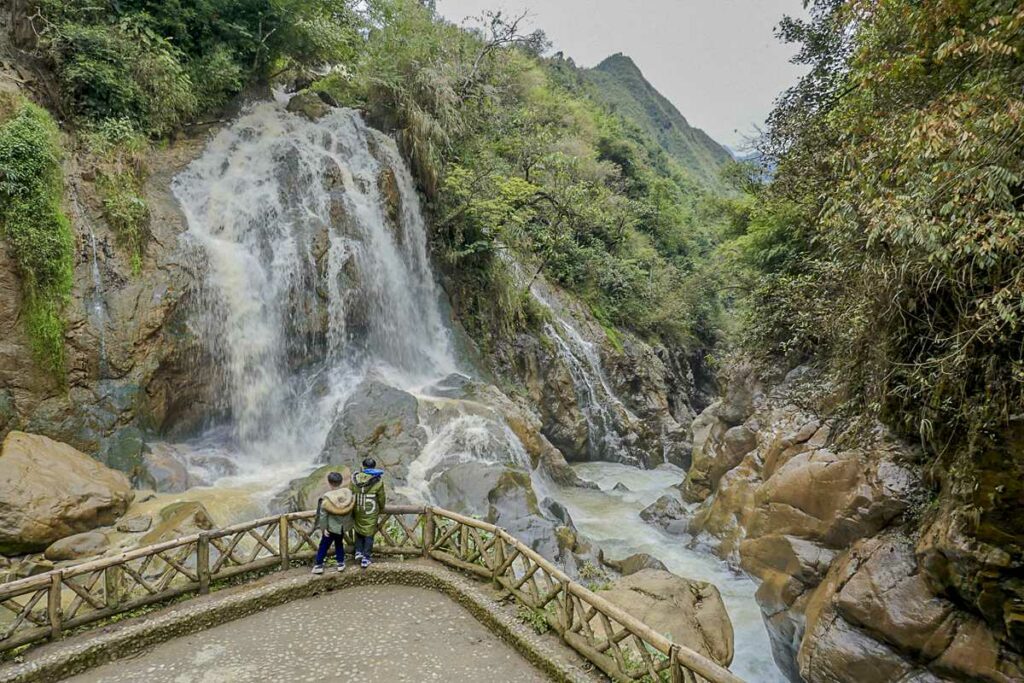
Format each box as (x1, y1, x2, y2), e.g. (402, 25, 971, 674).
(318, 379, 427, 481)
(597, 568, 734, 667)
(430, 462, 561, 560)
(0, 431, 133, 553)
(44, 530, 110, 561)
(798, 536, 1024, 683)
(286, 90, 331, 120)
(639, 494, 687, 534)
(142, 444, 193, 492)
(603, 552, 668, 576)
(138, 501, 215, 546)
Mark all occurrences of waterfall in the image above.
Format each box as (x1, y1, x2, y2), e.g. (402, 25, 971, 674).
(530, 285, 641, 465)
(172, 102, 456, 476)
(71, 184, 109, 376)
(399, 412, 532, 503)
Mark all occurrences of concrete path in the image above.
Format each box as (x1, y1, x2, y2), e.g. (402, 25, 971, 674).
(66, 584, 550, 683)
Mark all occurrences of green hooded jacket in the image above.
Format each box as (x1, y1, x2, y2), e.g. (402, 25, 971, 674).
(351, 470, 386, 537)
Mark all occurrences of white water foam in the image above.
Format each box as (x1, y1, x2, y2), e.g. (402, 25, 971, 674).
(170, 102, 456, 482)
(554, 462, 786, 683)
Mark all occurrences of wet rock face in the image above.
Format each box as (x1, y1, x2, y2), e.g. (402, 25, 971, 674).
(0, 431, 133, 553)
(800, 536, 1024, 683)
(0, 130, 217, 467)
(917, 424, 1024, 650)
(487, 279, 701, 470)
(318, 379, 427, 482)
(638, 494, 688, 535)
(598, 568, 735, 668)
(685, 363, 1024, 682)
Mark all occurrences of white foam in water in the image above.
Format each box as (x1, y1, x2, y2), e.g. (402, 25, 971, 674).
(170, 101, 457, 485)
(555, 462, 786, 683)
(528, 281, 640, 464)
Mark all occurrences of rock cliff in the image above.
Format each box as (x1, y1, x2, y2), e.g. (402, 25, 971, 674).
(676, 363, 1024, 682)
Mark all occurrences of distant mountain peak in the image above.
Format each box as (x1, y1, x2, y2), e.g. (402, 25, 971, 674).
(585, 53, 731, 188)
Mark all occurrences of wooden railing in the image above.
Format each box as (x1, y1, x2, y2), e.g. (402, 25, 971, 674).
(0, 506, 742, 683)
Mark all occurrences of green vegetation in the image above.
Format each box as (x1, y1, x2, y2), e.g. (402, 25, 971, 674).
(582, 53, 733, 190)
(311, 0, 730, 350)
(18, 0, 739, 367)
(516, 603, 552, 635)
(0, 95, 74, 376)
(30, 0, 362, 136)
(722, 1, 1024, 457)
(84, 118, 151, 274)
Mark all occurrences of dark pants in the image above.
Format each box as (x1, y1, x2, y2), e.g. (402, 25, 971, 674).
(354, 533, 374, 560)
(315, 531, 345, 565)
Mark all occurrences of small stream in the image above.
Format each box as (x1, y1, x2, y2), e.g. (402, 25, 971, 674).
(554, 462, 785, 683)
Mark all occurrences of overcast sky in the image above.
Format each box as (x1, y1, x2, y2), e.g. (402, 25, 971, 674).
(434, 0, 808, 150)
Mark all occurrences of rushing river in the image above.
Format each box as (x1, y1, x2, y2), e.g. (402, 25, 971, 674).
(555, 462, 785, 683)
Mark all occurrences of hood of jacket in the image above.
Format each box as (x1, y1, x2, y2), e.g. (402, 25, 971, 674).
(353, 470, 382, 489)
(322, 487, 354, 515)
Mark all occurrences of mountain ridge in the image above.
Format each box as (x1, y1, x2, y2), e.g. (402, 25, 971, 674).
(583, 53, 732, 188)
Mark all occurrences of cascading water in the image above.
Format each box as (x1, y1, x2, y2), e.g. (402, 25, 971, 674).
(530, 283, 641, 465)
(554, 463, 786, 682)
(163, 97, 781, 680)
(398, 410, 532, 504)
(171, 101, 456, 481)
(70, 185, 109, 376)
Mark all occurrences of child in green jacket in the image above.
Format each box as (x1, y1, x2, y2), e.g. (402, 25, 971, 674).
(352, 458, 385, 568)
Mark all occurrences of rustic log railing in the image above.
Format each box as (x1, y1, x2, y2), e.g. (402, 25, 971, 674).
(0, 506, 742, 683)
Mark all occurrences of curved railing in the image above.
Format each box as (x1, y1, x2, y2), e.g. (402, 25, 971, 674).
(0, 506, 742, 683)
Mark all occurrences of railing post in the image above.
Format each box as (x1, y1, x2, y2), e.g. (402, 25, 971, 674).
(104, 565, 121, 609)
(422, 508, 434, 557)
(197, 532, 211, 594)
(491, 530, 505, 586)
(279, 516, 290, 571)
(669, 645, 683, 683)
(560, 578, 572, 632)
(48, 572, 62, 641)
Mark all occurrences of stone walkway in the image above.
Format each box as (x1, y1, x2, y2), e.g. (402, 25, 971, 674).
(66, 584, 549, 683)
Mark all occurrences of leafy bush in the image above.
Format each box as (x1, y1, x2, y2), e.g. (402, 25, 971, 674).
(328, 1, 730, 350)
(97, 171, 149, 274)
(48, 20, 197, 136)
(736, 0, 1024, 452)
(0, 98, 74, 376)
(30, 0, 362, 135)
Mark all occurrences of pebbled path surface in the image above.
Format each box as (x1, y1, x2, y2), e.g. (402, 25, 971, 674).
(66, 584, 548, 683)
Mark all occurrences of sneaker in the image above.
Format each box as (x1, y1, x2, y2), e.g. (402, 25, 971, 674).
(354, 551, 363, 561)
(360, 557, 371, 569)
(337, 563, 346, 573)
(311, 565, 324, 575)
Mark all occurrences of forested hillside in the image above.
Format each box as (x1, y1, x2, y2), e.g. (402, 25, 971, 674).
(583, 53, 733, 189)
(3, 0, 735, 373)
(689, 1, 1024, 677)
